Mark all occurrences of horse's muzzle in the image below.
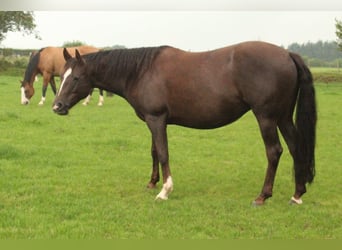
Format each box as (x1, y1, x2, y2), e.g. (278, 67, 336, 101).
(52, 102, 69, 115)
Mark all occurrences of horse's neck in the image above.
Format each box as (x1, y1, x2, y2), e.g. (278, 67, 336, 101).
(87, 49, 150, 99)
(24, 69, 38, 85)
(24, 52, 40, 84)
(90, 69, 127, 98)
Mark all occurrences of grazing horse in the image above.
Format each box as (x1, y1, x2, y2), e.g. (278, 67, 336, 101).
(52, 41, 317, 205)
(20, 45, 103, 105)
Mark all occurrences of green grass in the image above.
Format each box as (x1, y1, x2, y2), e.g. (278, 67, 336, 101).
(0, 73, 341, 239)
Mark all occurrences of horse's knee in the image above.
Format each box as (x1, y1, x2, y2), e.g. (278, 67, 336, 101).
(276, 144, 283, 158)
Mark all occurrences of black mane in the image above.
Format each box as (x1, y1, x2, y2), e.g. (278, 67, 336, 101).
(22, 48, 45, 84)
(82, 46, 169, 83)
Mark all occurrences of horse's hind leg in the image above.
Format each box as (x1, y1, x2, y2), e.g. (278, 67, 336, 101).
(254, 116, 283, 205)
(278, 119, 306, 204)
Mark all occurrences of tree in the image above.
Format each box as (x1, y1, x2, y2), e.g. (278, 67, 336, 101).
(0, 11, 39, 43)
(336, 18, 342, 51)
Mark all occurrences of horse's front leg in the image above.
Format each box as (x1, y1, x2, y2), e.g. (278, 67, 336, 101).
(39, 85, 47, 105)
(147, 139, 160, 189)
(146, 115, 173, 200)
(98, 89, 104, 106)
(50, 76, 57, 95)
(39, 73, 51, 105)
(82, 88, 94, 106)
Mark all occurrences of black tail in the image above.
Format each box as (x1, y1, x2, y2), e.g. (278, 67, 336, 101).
(290, 52, 317, 184)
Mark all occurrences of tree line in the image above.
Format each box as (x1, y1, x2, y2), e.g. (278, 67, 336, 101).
(2, 40, 342, 75)
(287, 40, 342, 67)
(1, 11, 342, 70)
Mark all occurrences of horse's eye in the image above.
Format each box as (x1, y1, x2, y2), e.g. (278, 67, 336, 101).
(73, 76, 79, 82)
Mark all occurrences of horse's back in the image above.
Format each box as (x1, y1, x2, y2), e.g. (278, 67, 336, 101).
(39, 46, 99, 75)
(73, 45, 99, 55)
(140, 45, 249, 128)
(139, 42, 298, 128)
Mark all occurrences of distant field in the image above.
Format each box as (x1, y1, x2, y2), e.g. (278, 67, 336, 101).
(311, 67, 342, 83)
(0, 71, 341, 239)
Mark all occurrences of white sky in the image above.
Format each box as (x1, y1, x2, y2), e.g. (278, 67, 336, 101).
(1, 1, 342, 51)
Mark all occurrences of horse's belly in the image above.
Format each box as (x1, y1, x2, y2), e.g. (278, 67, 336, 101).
(168, 102, 250, 129)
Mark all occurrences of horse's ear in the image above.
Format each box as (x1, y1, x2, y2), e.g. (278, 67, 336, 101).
(63, 48, 72, 61)
(75, 49, 86, 65)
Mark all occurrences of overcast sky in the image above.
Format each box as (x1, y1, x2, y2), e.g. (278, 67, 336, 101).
(1, 1, 342, 51)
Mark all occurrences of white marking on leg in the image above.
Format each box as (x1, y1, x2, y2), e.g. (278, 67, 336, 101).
(58, 68, 72, 96)
(155, 176, 173, 200)
(21, 87, 30, 105)
(290, 196, 303, 205)
(38, 97, 46, 106)
(82, 95, 91, 105)
(98, 95, 104, 106)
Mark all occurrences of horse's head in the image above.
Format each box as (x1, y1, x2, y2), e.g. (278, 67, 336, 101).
(20, 50, 40, 105)
(52, 48, 92, 115)
(20, 80, 34, 105)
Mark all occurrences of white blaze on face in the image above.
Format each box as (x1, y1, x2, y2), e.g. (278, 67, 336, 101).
(58, 68, 72, 96)
(21, 87, 29, 104)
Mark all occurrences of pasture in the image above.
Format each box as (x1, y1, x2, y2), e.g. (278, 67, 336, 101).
(0, 72, 341, 239)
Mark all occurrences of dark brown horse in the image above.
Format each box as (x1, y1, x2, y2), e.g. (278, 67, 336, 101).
(20, 45, 100, 105)
(52, 41, 317, 205)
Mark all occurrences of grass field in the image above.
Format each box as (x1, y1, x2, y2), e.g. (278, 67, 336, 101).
(0, 72, 341, 239)
(311, 67, 342, 84)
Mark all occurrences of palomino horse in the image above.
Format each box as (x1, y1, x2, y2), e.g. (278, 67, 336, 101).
(53, 41, 317, 205)
(21, 45, 103, 105)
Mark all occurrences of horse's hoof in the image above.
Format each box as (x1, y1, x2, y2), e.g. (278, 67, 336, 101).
(155, 194, 168, 201)
(252, 197, 266, 206)
(252, 200, 264, 206)
(289, 196, 303, 205)
(147, 182, 157, 189)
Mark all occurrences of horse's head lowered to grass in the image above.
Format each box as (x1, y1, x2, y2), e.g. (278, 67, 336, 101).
(20, 50, 39, 105)
(20, 80, 34, 105)
(21, 46, 100, 105)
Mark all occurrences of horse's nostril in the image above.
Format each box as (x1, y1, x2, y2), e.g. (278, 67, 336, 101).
(52, 101, 69, 115)
(52, 102, 62, 111)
